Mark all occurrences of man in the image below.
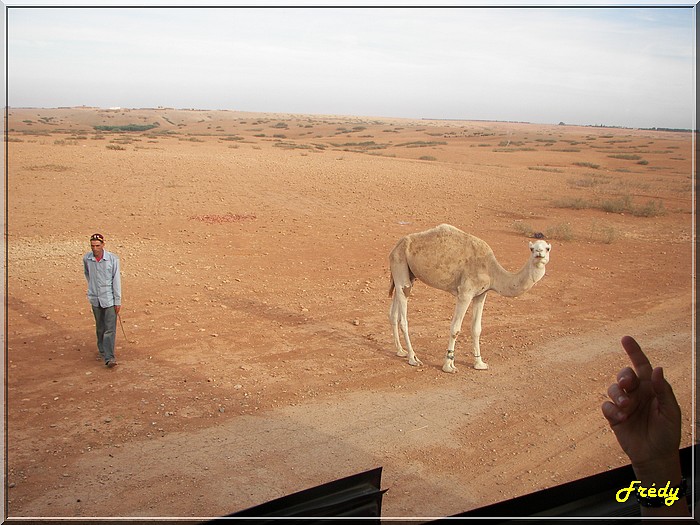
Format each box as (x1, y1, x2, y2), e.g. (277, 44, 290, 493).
(83, 233, 122, 368)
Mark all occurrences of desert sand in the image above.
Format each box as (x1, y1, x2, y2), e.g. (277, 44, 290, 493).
(5, 107, 695, 520)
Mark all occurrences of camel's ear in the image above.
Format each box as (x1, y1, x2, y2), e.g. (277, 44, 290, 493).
(529, 241, 534, 250)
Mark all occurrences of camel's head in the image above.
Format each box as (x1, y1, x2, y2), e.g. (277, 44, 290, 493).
(529, 240, 551, 266)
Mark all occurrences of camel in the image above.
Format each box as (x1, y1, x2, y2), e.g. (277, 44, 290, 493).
(388, 224, 551, 372)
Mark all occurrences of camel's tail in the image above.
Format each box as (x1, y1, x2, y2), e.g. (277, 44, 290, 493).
(388, 273, 395, 298)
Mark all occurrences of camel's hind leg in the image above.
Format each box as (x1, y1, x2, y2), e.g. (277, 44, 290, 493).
(389, 276, 421, 366)
(389, 291, 407, 357)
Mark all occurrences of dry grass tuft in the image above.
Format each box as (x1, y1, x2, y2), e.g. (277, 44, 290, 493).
(552, 194, 665, 217)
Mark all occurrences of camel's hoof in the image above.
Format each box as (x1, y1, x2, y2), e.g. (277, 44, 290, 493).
(396, 349, 408, 357)
(474, 361, 489, 370)
(408, 358, 423, 366)
(442, 362, 457, 373)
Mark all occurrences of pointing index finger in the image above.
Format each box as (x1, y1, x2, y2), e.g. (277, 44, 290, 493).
(620, 335, 653, 380)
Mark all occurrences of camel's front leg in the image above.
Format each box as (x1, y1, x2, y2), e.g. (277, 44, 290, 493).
(471, 293, 488, 370)
(443, 296, 471, 373)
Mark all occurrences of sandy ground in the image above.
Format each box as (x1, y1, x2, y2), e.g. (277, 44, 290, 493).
(5, 107, 696, 520)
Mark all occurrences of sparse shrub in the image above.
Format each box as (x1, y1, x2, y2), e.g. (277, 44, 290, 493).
(633, 199, 665, 217)
(396, 141, 447, 148)
(330, 141, 389, 151)
(20, 130, 50, 137)
(600, 195, 633, 214)
(553, 194, 665, 217)
(493, 147, 536, 152)
(94, 123, 158, 132)
(545, 223, 574, 241)
(106, 144, 126, 150)
(27, 164, 70, 172)
(368, 152, 396, 157)
(528, 166, 564, 173)
(573, 161, 600, 169)
(568, 173, 612, 188)
(589, 220, 618, 244)
(552, 197, 591, 210)
(513, 221, 535, 236)
(274, 142, 314, 150)
(513, 221, 571, 241)
(608, 154, 641, 160)
(419, 156, 437, 161)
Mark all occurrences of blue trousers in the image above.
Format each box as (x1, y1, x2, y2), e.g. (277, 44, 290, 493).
(92, 305, 117, 363)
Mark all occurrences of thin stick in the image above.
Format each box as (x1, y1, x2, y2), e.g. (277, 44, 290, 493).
(118, 313, 128, 343)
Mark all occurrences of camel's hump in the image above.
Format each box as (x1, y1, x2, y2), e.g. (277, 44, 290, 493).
(408, 224, 492, 254)
(416, 223, 464, 236)
(435, 223, 463, 234)
(428, 223, 479, 241)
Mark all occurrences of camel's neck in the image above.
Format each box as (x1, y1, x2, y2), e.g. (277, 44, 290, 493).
(490, 257, 545, 297)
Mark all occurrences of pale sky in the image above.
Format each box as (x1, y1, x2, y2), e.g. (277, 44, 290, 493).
(4, 2, 697, 129)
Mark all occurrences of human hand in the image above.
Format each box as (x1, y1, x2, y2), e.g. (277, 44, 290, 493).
(114, 305, 121, 315)
(601, 336, 682, 481)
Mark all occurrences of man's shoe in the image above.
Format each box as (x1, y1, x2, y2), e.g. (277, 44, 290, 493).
(106, 359, 117, 368)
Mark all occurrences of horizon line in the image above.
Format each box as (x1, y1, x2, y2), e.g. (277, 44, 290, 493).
(7, 105, 696, 133)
